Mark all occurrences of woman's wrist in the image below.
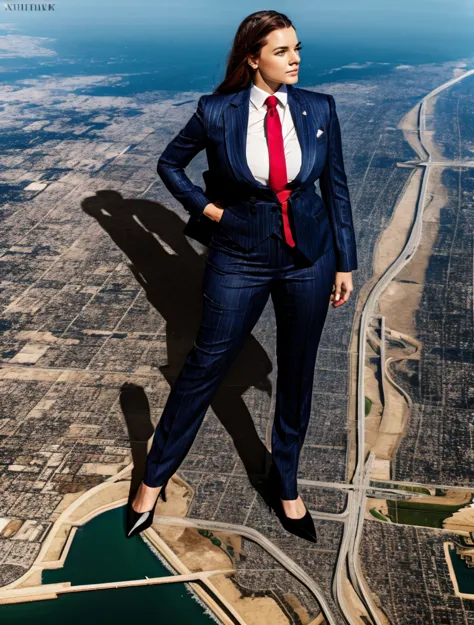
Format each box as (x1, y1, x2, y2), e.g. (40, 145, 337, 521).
(203, 202, 224, 222)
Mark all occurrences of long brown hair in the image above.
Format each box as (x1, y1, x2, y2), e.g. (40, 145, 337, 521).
(214, 10, 293, 95)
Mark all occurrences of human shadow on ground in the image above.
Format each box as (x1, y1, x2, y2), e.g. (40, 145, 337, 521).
(82, 190, 275, 509)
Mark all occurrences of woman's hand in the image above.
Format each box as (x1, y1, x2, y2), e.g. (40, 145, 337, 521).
(331, 272, 354, 307)
(203, 200, 225, 222)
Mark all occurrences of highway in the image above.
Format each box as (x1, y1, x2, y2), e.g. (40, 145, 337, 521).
(336, 66, 474, 625)
(151, 515, 343, 625)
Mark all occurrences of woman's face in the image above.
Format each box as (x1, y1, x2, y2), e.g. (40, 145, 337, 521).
(249, 27, 301, 87)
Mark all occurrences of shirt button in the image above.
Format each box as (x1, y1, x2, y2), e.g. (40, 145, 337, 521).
(249, 196, 256, 202)
(250, 206, 257, 214)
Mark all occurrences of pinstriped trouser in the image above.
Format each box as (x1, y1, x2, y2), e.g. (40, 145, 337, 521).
(143, 224, 336, 499)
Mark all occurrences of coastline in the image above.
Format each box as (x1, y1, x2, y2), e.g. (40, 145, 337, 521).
(0, 466, 294, 625)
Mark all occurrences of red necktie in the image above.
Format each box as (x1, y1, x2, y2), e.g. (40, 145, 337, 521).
(264, 95, 296, 247)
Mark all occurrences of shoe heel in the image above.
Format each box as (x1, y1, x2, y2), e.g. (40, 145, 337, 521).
(125, 479, 169, 539)
(158, 479, 169, 503)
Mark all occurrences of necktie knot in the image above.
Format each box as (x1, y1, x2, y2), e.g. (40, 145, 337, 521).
(265, 95, 278, 111)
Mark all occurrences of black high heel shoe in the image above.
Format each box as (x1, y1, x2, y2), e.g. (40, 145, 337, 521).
(125, 479, 168, 539)
(267, 467, 317, 544)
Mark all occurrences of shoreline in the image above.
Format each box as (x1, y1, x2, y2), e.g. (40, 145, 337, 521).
(0, 467, 294, 625)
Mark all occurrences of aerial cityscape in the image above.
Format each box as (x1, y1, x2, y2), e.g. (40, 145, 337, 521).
(0, 6, 473, 625)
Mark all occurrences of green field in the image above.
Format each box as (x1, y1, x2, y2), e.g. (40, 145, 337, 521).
(386, 500, 466, 528)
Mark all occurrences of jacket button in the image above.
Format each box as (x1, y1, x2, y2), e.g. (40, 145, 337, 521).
(249, 196, 256, 202)
(250, 206, 257, 214)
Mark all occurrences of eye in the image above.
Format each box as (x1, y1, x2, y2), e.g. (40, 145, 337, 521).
(277, 45, 303, 56)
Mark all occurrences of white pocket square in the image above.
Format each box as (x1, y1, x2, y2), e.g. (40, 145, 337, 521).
(316, 128, 324, 138)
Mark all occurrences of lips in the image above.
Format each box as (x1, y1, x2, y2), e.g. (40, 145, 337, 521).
(287, 69, 298, 73)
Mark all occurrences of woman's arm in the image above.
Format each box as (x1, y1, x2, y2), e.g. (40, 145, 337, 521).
(319, 94, 358, 273)
(157, 95, 217, 222)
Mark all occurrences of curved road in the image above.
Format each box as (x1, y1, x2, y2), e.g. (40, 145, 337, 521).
(340, 67, 474, 625)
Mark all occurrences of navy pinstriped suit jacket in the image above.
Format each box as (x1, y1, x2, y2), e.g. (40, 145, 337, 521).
(157, 83, 358, 272)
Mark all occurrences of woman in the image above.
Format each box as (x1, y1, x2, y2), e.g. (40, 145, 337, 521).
(126, 10, 357, 543)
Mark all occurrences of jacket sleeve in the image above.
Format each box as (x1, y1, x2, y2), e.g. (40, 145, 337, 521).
(157, 95, 211, 222)
(319, 94, 358, 272)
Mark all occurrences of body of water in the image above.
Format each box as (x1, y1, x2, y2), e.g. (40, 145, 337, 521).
(1, 1, 473, 93)
(448, 545, 474, 595)
(0, 507, 220, 625)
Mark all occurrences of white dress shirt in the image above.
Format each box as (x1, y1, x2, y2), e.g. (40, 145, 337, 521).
(246, 81, 302, 186)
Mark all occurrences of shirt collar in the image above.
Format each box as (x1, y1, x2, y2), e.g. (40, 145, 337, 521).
(249, 81, 288, 110)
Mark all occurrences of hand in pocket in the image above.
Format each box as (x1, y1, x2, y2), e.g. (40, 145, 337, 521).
(215, 199, 225, 222)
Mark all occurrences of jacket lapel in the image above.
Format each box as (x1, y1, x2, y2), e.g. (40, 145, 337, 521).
(223, 83, 316, 193)
(287, 84, 316, 188)
(223, 85, 262, 190)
